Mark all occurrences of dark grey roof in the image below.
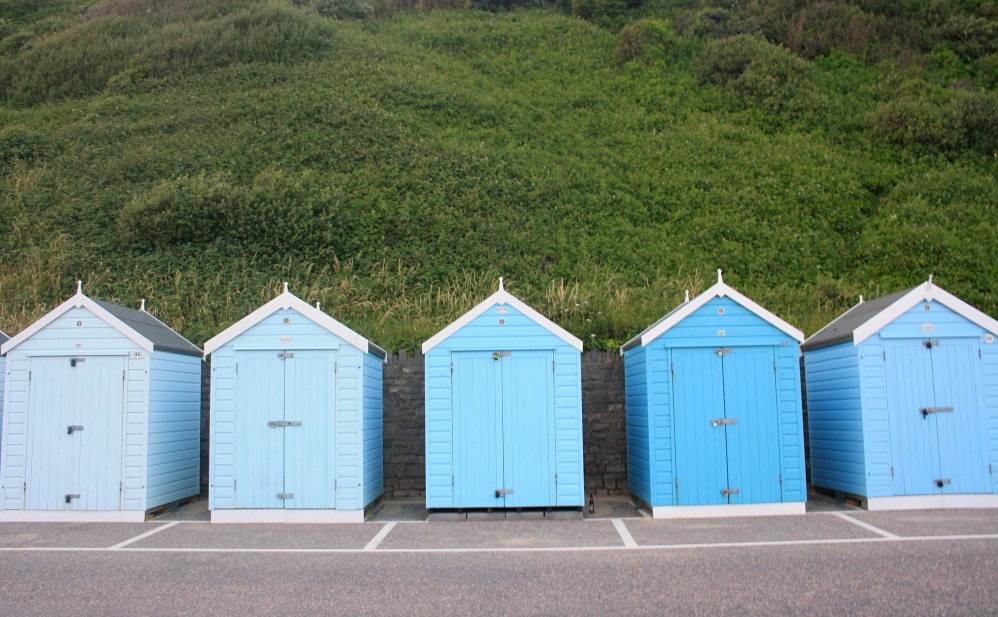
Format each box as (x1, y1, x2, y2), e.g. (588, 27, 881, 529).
(801, 288, 913, 351)
(0, 330, 8, 345)
(94, 300, 202, 357)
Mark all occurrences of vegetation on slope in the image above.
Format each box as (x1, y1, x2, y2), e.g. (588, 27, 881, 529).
(0, 0, 995, 349)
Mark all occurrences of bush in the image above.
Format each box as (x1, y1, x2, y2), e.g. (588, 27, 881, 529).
(311, 0, 373, 20)
(616, 18, 676, 65)
(0, 125, 46, 165)
(871, 96, 963, 154)
(118, 174, 235, 248)
(953, 90, 998, 156)
(570, 0, 628, 29)
(693, 34, 816, 115)
(936, 14, 998, 60)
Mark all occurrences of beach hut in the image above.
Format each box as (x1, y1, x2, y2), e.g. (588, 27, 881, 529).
(204, 284, 386, 523)
(0, 330, 8, 462)
(423, 279, 584, 510)
(802, 277, 998, 510)
(622, 271, 806, 518)
(0, 283, 202, 522)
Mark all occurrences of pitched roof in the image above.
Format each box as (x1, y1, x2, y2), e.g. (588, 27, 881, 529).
(621, 270, 804, 353)
(801, 278, 998, 351)
(422, 278, 583, 354)
(203, 284, 386, 359)
(0, 282, 201, 357)
(0, 330, 8, 345)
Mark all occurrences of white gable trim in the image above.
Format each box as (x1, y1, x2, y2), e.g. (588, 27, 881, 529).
(853, 280, 998, 345)
(203, 289, 382, 358)
(1, 291, 154, 355)
(636, 282, 804, 348)
(422, 288, 583, 353)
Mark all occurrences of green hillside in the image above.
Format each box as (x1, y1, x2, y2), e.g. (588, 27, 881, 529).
(0, 0, 995, 349)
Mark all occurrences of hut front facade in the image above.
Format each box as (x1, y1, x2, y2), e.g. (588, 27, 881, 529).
(803, 278, 998, 510)
(0, 284, 202, 522)
(0, 331, 7, 459)
(423, 279, 584, 510)
(622, 271, 807, 518)
(204, 285, 385, 523)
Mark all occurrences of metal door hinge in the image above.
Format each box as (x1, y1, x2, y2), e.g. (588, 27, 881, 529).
(711, 418, 737, 427)
(234, 479, 237, 491)
(335, 479, 338, 490)
(721, 488, 739, 496)
(555, 474, 558, 486)
(934, 478, 950, 488)
(277, 492, 294, 499)
(779, 474, 783, 485)
(883, 351, 886, 361)
(891, 466, 895, 477)
(65, 494, 80, 504)
(451, 475, 454, 486)
(920, 406, 953, 418)
(278, 352, 294, 359)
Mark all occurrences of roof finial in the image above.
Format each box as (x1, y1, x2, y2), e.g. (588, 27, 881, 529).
(684, 290, 690, 303)
(859, 295, 864, 304)
(717, 269, 723, 285)
(283, 281, 289, 294)
(140, 299, 146, 311)
(499, 277, 504, 292)
(315, 301, 321, 310)
(76, 280, 83, 295)
(928, 274, 934, 286)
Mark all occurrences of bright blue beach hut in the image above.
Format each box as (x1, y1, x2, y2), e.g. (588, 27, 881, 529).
(204, 284, 385, 523)
(0, 283, 201, 522)
(802, 277, 998, 510)
(622, 270, 806, 518)
(423, 279, 584, 510)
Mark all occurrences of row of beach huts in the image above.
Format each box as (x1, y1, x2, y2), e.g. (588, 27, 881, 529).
(0, 271, 996, 522)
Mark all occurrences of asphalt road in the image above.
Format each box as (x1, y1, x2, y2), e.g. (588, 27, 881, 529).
(2, 537, 997, 615)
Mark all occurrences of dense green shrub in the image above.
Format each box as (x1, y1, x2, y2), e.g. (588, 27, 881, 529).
(693, 34, 816, 115)
(312, 0, 373, 20)
(616, 18, 676, 65)
(118, 174, 235, 248)
(936, 14, 998, 60)
(871, 97, 963, 153)
(953, 90, 998, 156)
(0, 125, 46, 165)
(571, 0, 627, 29)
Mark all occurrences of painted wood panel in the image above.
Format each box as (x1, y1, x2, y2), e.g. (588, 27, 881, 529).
(362, 351, 384, 507)
(724, 347, 782, 505)
(673, 348, 727, 506)
(146, 352, 201, 509)
(623, 346, 650, 504)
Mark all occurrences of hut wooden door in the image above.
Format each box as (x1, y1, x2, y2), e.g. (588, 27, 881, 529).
(24, 355, 125, 511)
(235, 350, 336, 509)
(885, 339, 988, 495)
(452, 350, 556, 508)
(673, 347, 781, 506)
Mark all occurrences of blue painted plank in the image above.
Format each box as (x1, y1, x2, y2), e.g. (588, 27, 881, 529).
(672, 348, 727, 506)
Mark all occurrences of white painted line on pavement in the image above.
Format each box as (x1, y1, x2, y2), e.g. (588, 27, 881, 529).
(6, 533, 997, 555)
(109, 521, 180, 549)
(831, 512, 900, 539)
(612, 518, 638, 548)
(363, 522, 397, 551)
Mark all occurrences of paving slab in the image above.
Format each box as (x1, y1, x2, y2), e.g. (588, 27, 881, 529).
(805, 489, 863, 514)
(623, 514, 880, 546)
(584, 496, 644, 519)
(151, 498, 211, 522)
(0, 523, 162, 549)
(126, 522, 384, 550)
(847, 509, 998, 538)
(378, 520, 623, 549)
(368, 499, 427, 522)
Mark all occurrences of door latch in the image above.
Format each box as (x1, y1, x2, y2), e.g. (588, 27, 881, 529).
(277, 493, 294, 499)
(711, 418, 737, 427)
(923, 340, 939, 349)
(934, 478, 951, 488)
(65, 494, 80, 504)
(715, 348, 733, 356)
(69, 358, 86, 367)
(495, 488, 514, 497)
(267, 420, 303, 427)
(67, 425, 84, 435)
(920, 406, 953, 418)
(277, 352, 295, 359)
(721, 488, 740, 496)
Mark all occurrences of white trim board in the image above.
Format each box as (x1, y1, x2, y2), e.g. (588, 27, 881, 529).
(1, 291, 153, 355)
(0, 510, 147, 523)
(650, 502, 806, 520)
(210, 509, 366, 524)
(853, 279, 998, 346)
(422, 284, 583, 354)
(203, 287, 385, 360)
(622, 271, 804, 352)
(864, 494, 998, 511)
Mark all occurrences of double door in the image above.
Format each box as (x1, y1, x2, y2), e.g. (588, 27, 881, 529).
(452, 350, 556, 508)
(884, 339, 989, 495)
(234, 350, 336, 509)
(25, 355, 125, 510)
(672, 347, 782, 506)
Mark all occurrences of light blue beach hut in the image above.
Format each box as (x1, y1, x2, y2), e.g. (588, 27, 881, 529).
(423, 279, 584, 510)
(204, 284, 385, 523)
(0, 283, 202, 522)
(802, 277, 998, 510)
(622, 271, 806, 518)
(0, 330, 8, 463)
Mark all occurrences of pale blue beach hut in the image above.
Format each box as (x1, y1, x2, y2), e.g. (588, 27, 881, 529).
(622, 271, 806, 518)
(204, 284, 385, 523)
